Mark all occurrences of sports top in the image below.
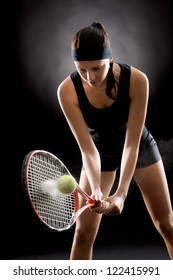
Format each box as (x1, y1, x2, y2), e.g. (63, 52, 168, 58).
(70, 63, 150, 157)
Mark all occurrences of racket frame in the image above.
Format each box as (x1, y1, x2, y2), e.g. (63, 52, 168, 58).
(22, 150, 95, 232)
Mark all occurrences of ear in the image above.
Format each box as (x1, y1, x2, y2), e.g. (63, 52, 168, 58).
(109, 57, 113, 63)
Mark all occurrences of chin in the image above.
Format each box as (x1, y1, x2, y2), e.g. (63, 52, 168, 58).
(89, 80, 102, 87)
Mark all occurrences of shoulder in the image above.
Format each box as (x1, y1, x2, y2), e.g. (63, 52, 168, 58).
(112, 62, 131, 84)
(113, 62, 148, 84)
(57, 74, 78, 106)
(129, 66, 149, 101)
(130, 66, 148, 85)
(130, 66, 149, 93)
(57, 75, 73, 97)
(58, 75, 72, 92)
(113, 62, 149, 100)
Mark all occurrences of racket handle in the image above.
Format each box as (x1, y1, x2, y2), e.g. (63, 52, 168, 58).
(90, 201, 111, 214)
(92, 200, 110, 209)
(88, 197, 95, 205)
(77, 186, 95, 205)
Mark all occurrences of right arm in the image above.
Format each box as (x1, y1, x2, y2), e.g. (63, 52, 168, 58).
(57, 77, 103, 201)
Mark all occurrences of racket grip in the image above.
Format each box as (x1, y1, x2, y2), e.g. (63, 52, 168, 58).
(89, 197, 95, 205)
(92, 200, 110, 209)
(89, 200, 111, 214)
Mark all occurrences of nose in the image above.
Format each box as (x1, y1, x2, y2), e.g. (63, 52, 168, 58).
(86, 71, 95, 81)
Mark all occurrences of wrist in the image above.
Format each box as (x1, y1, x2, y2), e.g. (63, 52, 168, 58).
(114, 191, 127, 200)
(91, 185, 101, 192)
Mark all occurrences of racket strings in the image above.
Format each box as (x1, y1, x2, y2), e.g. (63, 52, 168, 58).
(27, 153, 78, 230)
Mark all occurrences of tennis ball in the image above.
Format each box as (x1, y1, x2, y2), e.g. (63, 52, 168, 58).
(56, 175, 77, 195)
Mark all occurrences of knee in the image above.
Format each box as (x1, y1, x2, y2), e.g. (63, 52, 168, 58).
(74, 225, 98, 246)
(155, 214, 173, 237)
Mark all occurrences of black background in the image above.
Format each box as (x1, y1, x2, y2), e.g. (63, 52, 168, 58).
(3, 0, 173, 259)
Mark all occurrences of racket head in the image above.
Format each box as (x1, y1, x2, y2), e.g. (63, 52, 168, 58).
(22, 150, 80, 231)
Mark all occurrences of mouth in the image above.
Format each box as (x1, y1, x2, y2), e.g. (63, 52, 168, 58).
(89, 80, 98, 86)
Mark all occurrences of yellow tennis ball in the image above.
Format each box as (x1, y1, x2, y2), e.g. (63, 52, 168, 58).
(56, 175, 77, 195)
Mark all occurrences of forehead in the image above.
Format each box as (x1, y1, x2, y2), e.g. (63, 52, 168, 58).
(74, 59, 109, 69)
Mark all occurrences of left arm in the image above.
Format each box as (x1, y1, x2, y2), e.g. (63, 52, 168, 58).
(105, 67, 149, 215)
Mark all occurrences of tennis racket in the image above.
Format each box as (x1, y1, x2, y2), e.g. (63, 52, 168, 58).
(22, 150, 109, 232)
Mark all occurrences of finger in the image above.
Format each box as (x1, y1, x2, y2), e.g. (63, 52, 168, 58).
(90, 200, 102, 209)
(91, 208, 107, 214)
(89, 204, 101, 212)
(101, 201, 111, 210)
(90, 202, 110, 214)
(89, 207, 103, 214)
(89, 204, 106, 214)
(105, 207, 121, 216)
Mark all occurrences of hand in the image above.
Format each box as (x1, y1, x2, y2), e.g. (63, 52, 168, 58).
(89, 189, 110, 214)
(91, 189, 104, 204)
(104, 193, 126, 216)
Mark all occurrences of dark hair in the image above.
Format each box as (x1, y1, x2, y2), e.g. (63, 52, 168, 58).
(72, 22, 117, 100)
(71, 22, 111, 50)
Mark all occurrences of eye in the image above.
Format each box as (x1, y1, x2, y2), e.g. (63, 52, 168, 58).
(92, 67, 100, 71)
(93, 65, 104, 71)
(78, 69, 86, 72)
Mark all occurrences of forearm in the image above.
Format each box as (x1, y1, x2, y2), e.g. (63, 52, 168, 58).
(81, 150, 101, 193)
(116, 146, 139, 197)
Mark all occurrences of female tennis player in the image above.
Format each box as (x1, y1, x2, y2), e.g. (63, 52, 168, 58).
(57, 22, 173, 259)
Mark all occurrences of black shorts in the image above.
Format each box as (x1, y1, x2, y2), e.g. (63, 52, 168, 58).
(99, 132, 161, 171)
(82, 128, 161, 172)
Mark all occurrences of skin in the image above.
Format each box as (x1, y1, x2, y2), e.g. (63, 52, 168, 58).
(57, 59, 173, 259)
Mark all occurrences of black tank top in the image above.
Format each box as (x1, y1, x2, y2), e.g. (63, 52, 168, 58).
(70, 63, 131, 156)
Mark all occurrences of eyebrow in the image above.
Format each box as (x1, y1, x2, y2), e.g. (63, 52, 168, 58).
(77, 64, 103, 70)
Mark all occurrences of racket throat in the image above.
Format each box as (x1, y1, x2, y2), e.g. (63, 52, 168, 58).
(71, 202, 94, 223)
(77, 186, 95, 204)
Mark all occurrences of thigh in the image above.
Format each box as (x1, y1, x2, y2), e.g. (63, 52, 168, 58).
(79, 169, 116, 199)
(75, 169, 116, 231)
(134, 160, 173, 221)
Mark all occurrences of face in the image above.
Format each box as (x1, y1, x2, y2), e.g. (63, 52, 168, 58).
(74, 58, 112, 88)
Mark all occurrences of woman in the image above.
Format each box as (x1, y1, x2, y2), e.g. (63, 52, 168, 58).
(57, 22, 173, 259)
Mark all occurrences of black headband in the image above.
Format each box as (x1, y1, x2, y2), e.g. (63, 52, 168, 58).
(71, 47, 112, 61)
